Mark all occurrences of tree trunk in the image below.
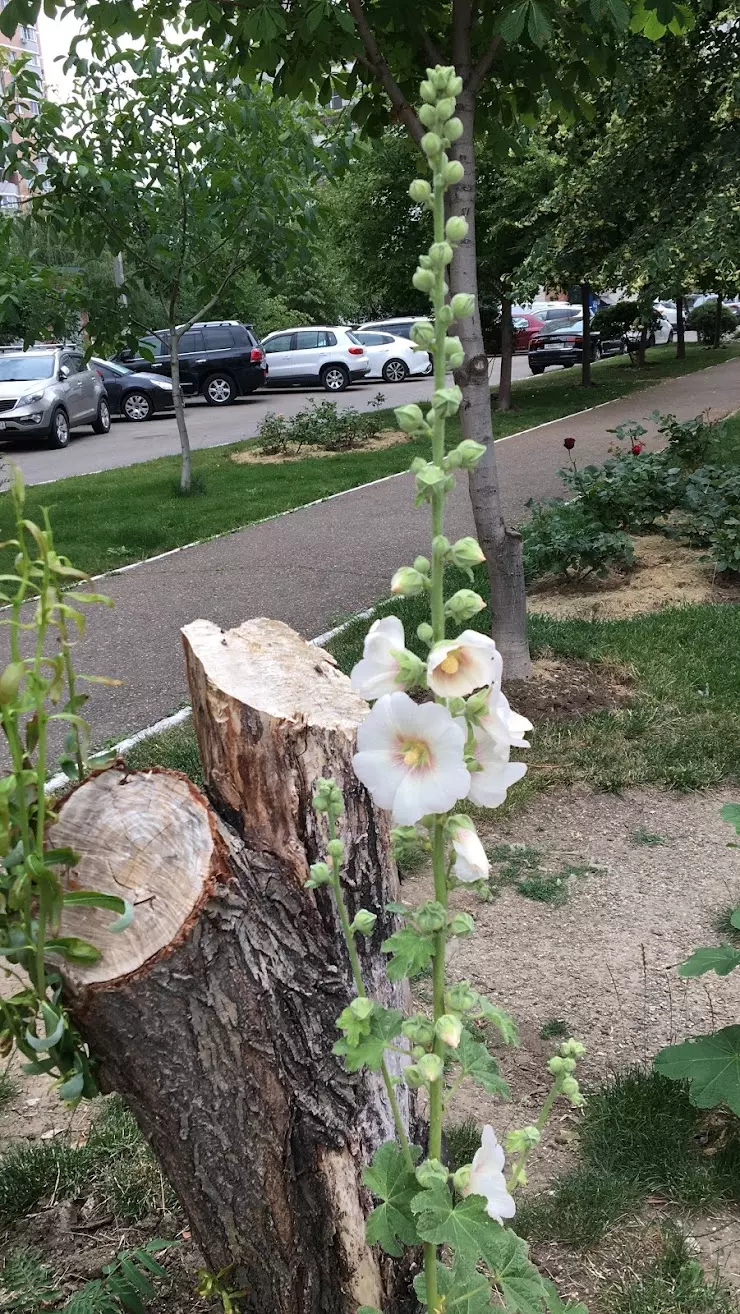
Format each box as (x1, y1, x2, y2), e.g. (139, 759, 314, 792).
(52, 620, 414, 1314)
(448, 93, 531, 679)
(676, 295, 685, 359)
(637, 325, 647, 368)
(170, 326, 193, 494)
(580, 282, 592, 387)
(714, 294, 723, 349)
(496, 296, 513, 412)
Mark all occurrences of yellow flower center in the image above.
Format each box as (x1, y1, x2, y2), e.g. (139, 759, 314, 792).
(440, 651, 461, 675)
(401, 738, 430, 768)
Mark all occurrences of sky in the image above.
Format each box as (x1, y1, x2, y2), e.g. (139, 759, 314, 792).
(38, 8, 83, 101)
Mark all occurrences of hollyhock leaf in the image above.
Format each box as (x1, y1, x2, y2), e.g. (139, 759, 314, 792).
(333, 1006, 404, 1072)
(543, 1277, 589, 1313)
(720, 802, 740, 834)
(414, 1253, 492, 1312)
(363, 1140, 422, 1256)
(382, 926, 435, 980)
(458, 1029, 510, 1097)
(477, 997, 520, 1046)
(678, 946, 740, 978)
(655, 1026, 740, 1115)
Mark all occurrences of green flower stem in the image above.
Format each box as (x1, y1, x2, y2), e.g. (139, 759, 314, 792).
(429, 170, 448, 647)
(59, 616, 85, 782)
(507, 1073, 565, 1192)
(327, 807, 414, 1170)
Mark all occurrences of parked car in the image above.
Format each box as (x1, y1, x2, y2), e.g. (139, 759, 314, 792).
(522, 303, 584, 323)
(626, 314, 674, 347)
(261, 327, 370, 391)
(350, 329, 429, 381)
(528, 318, 625, 373)
(116, 321, 266, 406)
(0, 346, 110, 447)
(358, 318, 434, 373)
(654, 300, 678, 327)
(512, 312, 546, 351)
(91, 358, 174, 421)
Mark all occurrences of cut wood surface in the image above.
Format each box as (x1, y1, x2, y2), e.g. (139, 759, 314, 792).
(52, 619, 413, 1313)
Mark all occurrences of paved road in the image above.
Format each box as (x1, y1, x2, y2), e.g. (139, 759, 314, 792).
(18, 355, 737, 755)
(0, 356, 533, 486)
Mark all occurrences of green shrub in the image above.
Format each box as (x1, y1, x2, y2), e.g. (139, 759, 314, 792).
(254, 398, 387, 455)
(686, 299, 737, 344)
(592, 299, 661, 339)
(650, 411, 716, 470)
(522, 498, 635, 582)
(680, 464, 740, 570)
(560, 451, 684, 532)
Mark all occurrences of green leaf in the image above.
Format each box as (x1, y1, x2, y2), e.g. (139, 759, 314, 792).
(678, 946, 740, 978)
(457, 1029, 510, 1097)
(414, 1253, 493, 1312)
(721, 802, 740, 835)
(526, 0, 553, 45)
(362, 1141, 421, 1257)
(731, 909, 740, 930)
(57, 1068, 85, 1102)
(655, 1025, 740, 1115)
(45, 935, 102, 964)
(381, 926, 434, 980)
(497, 1, 529, 40)
(543, 1278, 589, 1313)
(333, 1006, 404, 1072)
(477, 997, 519, 1046)
(63, 889, 134, 932)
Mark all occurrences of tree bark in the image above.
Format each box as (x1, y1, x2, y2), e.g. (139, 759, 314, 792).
(52, 620, 415, 1314)
(448, 93, 531, 679)
(714, 294, 724, 349)
(496, 295, 513, 412)
(676, 295, 686, 359)
(637, 324, 647, 368)
(170, 325, 193, 494)
(580, 282, 592, 387)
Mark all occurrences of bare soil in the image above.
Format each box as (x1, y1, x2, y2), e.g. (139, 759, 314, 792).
(527, 533, 740, 620)
(230, 429, 409, 464)
(505, 656, 633, 723)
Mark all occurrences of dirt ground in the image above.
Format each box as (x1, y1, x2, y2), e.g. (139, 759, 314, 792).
(230, 428, 409, 463)
(527, 533, 740, 620)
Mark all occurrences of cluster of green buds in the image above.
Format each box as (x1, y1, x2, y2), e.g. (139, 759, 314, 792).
(547, 1037, 586, 1106)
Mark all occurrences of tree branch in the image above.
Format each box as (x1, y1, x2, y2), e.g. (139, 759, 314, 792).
(468, 31, 503, 95)
(345, 0, 424, 145)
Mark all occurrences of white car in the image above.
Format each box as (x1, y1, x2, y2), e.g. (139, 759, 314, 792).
(358, 318, 434, 374)
(351, 329, 430, 382)
(261, 326, 370, 392)
(654, 300, 678, 327)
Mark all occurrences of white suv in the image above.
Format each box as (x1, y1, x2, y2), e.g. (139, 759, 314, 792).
(351, 330, 430, 382)
(358, 318, 434, 374)
(261, 326, 370, 392)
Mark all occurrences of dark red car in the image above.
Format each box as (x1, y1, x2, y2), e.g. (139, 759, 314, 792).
(512, 312, 546, 351)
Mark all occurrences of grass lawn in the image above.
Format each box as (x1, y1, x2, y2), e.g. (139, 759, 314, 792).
(3, 340, 737, 579)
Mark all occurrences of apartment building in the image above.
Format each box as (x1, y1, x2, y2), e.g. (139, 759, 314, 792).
(0, 0, 45, 211)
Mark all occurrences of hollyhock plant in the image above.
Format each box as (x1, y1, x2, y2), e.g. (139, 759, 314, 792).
(352, 691, 470, 825)
(308, 67, 587, 1314)
(427, 630, 501, 698)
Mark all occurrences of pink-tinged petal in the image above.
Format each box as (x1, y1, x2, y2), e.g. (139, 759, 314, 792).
(427, 631, 502, 698)
(391, 758, 470, 825)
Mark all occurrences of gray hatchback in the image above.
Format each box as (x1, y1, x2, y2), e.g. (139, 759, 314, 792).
(0, 347, 110, 448)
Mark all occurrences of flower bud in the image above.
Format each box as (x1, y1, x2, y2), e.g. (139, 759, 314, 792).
(431, 66, 452, 90)
(394, 648, 426, 687)
(631, 442, 644, 455)
(421, 131, 444, 158)
(413, 1045, 426, 1058)
(415, 462, 447, 496)
(563, 436, 575, 451)
(465, 688, 490, 717)
(417, 622, 434, 646)
(409, 178, 432, 204)
(562, 1076, 584, 1105)
(410, 319, 435, 347)
(435, 1014, 462, 1048)
(349, 996, 374, 1020)
(327, 837, 344, 861)
(547, 1055, 566, 1075)
(350, 909, 377, 937)
(430, 241, 454, 267)
(445, 337, 465, 368)
(447, 696, 466, 717)
(449, 536, 485, 568)
(561, 1056, 577, 1073)
(420, 79, 436, 104)
(431, 385, 463, 417)
(402, 1014, 435, 1048)
(414, 555, 431, 574)
(412, 267, 435, 293)
(447, 982, 478, 1012)
(431, 535, 450, 558)
(395, 402, 427, 434)
(450, 292, 475, 319)
(452, 1164, 472, 1192)
(447, 74, 463, 96)
(452, 438, 486, 469)
(0, 662, 24, 705)
(561, 1038, 586, 1058)
(445, 589, 486, 622)
(391, 566, 426, 597)
(445, 216, 469, 244)
(416, 1157, 449, 1188)
(306, 861, 332, 888)
(404, 1064, 424, 1088)
(505, 1125, 541, 1154)
(438, 303, 454, 327)
(417, 900, 447, 932)
(418, 102, 438, 128)
(444, 116, 464, 142)
(449, 911, 475, 937)
(418, 1052, 444, 1083)
(443, 159, 465, 185)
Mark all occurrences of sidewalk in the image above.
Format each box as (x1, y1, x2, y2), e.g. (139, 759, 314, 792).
(28, 358, 740, 746)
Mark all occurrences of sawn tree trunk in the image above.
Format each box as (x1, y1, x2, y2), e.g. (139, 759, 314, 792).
(51, 619, 414, 1314)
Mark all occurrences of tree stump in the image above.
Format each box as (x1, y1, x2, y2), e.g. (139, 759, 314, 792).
(52, 620, 413, 1314)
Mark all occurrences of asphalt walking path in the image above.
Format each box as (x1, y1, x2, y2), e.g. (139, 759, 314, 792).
(20, 359, 740, 749)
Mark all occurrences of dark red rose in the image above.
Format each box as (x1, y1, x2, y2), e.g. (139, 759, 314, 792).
(563, 436, 575, 451)
(631, 442, 644, 455)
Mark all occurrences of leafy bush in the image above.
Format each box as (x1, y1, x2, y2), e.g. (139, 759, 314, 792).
(560, 451, 684, 533)
(686, 298, 737, 344)
(650, 410, 715, 469)
(522, 498, 635, 582)
(592, 299, 661, 339)
(680, 464, 740, 570)
(254, 397, 387, 456)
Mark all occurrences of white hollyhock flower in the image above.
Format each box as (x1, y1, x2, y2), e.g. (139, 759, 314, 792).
(479, 687, 532, 750)
(351, 616, 409, 700)
(352, 692, 470, 825)
(449, 819, 490, 883)
(427, 630, 502, 699)
(465, 725, 527, 809)
(463, 1125, 516, 1224)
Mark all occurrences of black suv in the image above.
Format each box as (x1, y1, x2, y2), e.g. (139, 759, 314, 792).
(117, 321, 267, 406)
